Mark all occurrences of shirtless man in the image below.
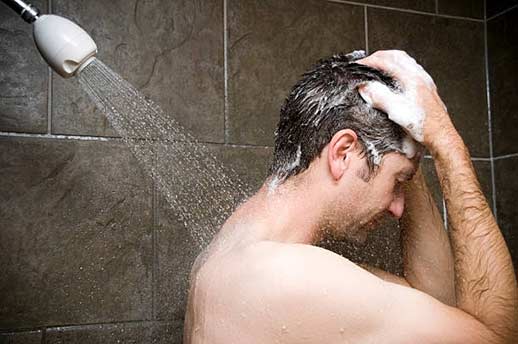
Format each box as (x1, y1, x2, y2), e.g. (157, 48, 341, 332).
(184, 50, 518, 343)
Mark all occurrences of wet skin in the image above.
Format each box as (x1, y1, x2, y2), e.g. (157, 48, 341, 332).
(184, 50, 518, 344)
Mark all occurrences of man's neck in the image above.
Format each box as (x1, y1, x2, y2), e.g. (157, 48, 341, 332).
(224, 176, 328, 246)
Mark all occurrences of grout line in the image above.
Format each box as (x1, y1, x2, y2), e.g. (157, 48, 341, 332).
(424, 155, 490, 162)
(46, 0, 53, 134)
(363, 6, 369, 54)
(43, 320, 171, 332)
(487, 3, 518, 21)
(493, 152, 518, 160)
(0, 131, 117, 141)
(326, 0, 484, 22)
(2, 320, 175, 334)
(221, 142, 272, 149)
(483, 0, 498, 220)
(151, 153, 159, 320)
(47, 69, 52, 134)
(435, 0, 439, 15)
(0, 131, 274, 148)
(223, 0, 229, 144)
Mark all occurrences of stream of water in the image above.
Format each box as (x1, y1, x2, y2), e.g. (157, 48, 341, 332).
(78, 58, 252, 248)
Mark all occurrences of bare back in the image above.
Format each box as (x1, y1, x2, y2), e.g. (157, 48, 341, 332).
(184, 239, 496, 344)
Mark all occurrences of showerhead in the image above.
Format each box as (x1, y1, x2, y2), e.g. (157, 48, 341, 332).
(33, 15, 98, 78)
(1, 0, 98, 78)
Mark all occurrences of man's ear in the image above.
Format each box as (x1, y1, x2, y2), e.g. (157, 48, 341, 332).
(327, 129, 359, 181)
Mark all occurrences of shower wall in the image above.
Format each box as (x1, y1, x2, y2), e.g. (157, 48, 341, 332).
(0, 0, 508, 342)
(488, 1, 518, 273)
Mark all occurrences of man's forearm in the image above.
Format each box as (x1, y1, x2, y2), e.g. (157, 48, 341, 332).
(432, 130, 518, 340)
(400, 168, 456, 306)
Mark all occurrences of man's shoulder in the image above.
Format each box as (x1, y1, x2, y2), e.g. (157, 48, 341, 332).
(234, 241, 373, 296)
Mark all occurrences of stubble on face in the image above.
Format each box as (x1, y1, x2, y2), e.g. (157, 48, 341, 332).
(318, 204, 391, 245)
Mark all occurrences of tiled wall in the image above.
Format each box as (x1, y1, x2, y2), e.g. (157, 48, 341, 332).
(0, 0, 509, 342)
(488, 1, 518, 272)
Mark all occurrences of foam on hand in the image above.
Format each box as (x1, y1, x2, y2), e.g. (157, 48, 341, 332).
(358, 55, 437, 144)
(401, 134, 419, 159)
(359, 82, 425, 143)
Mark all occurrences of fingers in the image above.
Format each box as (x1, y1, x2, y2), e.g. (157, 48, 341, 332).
(357, 50, 436, 89)
(358, 81, 400, 113)
(358, 81, 426, 142)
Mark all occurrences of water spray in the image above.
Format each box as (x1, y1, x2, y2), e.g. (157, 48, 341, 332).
(1, 0, 97, 78)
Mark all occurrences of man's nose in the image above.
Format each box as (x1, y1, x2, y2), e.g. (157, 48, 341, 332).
(388, 193, 405, 219)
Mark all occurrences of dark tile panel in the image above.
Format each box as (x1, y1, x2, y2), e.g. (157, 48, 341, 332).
(228, 0, 365, 145)
(155, 144, 272, 321)
(495, 157, 518, 275)
(487, 0, 518, 18)
(52, 0, 225, 142)
(422, 157, 444, 214)
(0, 330, 42, 344)
(488, 7, 518, 156)
(0, 138, 153, 329)
(472, 160, 493, 206)
(351, 0, 435, 13)
(44, 321, 182, 344)
(0, 0, 48, 133)
(368, 9, 489, 157)
(437, 0, 484, 19)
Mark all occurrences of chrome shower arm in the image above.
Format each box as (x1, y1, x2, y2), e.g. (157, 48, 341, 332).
(1, 0, 41, 23)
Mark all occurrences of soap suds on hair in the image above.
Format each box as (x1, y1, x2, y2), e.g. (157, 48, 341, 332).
(286, 144, 302, 171)
(346, 50, 366, 60)
(360, 82, 425, 142)
(364, 140, 382, 165)
(268, 144, 302, 193)
(358, 54, 438, 143)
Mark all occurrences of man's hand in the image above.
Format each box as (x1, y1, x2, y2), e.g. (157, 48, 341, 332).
(357, 49, 518, 342)
(357, 50, 454, 150)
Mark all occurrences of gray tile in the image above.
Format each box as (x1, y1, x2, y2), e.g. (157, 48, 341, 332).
(0, 0, 48, 133)
(355, 0, 435, 12)
(437, 0, 484, 19)
(228, 0, 365, 145)
(422, 157, 443, 215)
(487, 0, 518, 18)
(0, 138, 153, 329)
(368, 9, 489, 158)
(495, 157, 518, 274)
(488, 7, 518, 156)
(472, 160, 493, 206)
(52, 0, 224, 142)
(155, 144, 272, 320)
(422, 158, 492, 212)
(44, 321, 182, 344)
(0, 330, 42, 344)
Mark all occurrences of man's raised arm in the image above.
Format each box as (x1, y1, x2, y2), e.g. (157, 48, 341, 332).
(358, 50, 518, 342)
(400, 167, 456, 306)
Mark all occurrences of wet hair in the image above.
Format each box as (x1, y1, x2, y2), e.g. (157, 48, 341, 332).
(268, 51, 407, 184)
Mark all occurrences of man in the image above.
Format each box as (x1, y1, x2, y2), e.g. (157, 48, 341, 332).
(184, 50, 518, 343)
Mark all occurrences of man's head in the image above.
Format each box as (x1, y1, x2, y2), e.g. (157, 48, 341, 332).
(268, 51, 421, 241)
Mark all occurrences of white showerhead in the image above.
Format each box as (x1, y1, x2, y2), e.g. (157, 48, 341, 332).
(33, 15, 97, 78)
(1, 0, 98, 78)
